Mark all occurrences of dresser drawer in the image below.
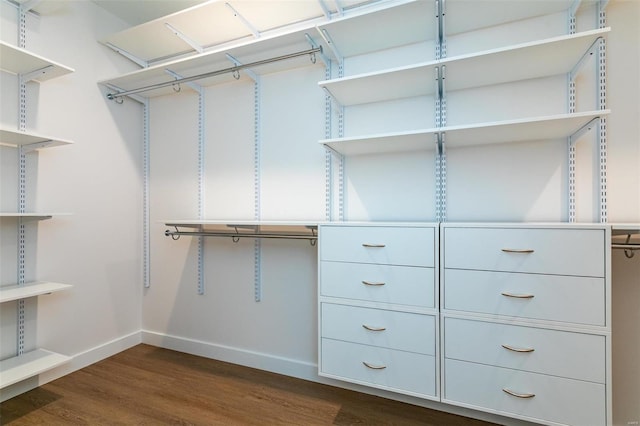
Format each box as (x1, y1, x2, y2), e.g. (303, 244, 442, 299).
(443, 269, 605, 326)
(320, 261, 435, 308)
(444, 359, 605, 426)
(321, 338, 436, 398)
(443, 227, 604, 277)
(322, 303, 435, 355)
(444, 317, 605, 383)
(320, 226, 435, 267)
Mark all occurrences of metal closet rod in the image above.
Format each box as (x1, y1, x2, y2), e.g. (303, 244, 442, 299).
(107, 46, 323, 100)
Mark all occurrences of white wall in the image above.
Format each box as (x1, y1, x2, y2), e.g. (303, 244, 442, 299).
(0, 0, 143, 400)
(143, 1, 639, 425)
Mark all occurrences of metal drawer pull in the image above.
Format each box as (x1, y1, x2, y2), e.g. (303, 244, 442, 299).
(503, 388, 535, 399)
(362, 324, 386, 332)
(501, 292, 535, 299)
(502, 344, 535, 353)
(501, 248, 535, 253)
(362, 361, 387, 370)
(362, 243, 386, 248)
(362, 280, 385, 286)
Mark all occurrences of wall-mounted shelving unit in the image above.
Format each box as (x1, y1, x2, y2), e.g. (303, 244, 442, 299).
(0, 9, 74, 391)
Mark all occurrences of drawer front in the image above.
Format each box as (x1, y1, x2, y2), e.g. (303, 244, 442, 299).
(444, 359, 605, 426)
(444, 227, 604, 277)
(320, 261, 435, 308)
(322, 303, 435, 355)
(320, 226, 435, 267)
(321, 338, 436, 397)
(444, 317, 606, 383)
(443, 269, 605, 326)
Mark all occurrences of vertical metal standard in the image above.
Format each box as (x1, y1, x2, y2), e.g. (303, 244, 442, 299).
(253, 77, 262, 301)
(197, 89, 206, 295)
(597, 3, 608, 223)
(16, 4, 28, 356)
(337, 60, 345, 221)
(324, 62, 333, 221)
(567, 8, 577, 223)
(143, 100, 151, 287)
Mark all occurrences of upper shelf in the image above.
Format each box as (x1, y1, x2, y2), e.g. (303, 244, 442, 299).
(0, 128, 73, 149)
(319, 27, 609, 106)
(101, 0, 379, 65)
(316, 0, 436, 60)
(0, 41, 73, 82)
(321, 110, 608, 155)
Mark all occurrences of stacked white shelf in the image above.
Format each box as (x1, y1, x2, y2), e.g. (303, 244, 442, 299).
(0, 40, 74, 390)
(318, 26, 609, 154)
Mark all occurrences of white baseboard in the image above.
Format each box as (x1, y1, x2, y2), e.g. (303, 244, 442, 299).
(0, 331, 142, 402)
(141, 330, 319, 382)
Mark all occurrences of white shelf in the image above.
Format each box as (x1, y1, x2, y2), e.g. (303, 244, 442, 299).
(321, 129, 438, 155)
(0, 282, 72, 304)
(318, 28, 608, 107)
(611, 223, 640, 236)
(0, 213, 54, 220)
(443, 28, 609, 92)
(0, 128, 73, 149)
(321, 111, 608, 155)
(441, 110, 609, 148)
(0, 349, 70, 389)
(444, 0, 579, 36)
(316, 0, 436, 59)
(319, 61, 437, 106)
(101, 0, 374, 65)
(0, 41, 73, 82)
(101, 27, 325, 99)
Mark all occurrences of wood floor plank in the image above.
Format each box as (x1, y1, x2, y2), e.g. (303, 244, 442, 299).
(1, 344, 497, 425)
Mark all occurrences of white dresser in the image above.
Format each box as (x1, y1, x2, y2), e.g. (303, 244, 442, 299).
(318, 223, 439, 400)
(441, 223, 612, 426)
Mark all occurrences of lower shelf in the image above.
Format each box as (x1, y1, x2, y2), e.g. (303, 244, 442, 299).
(0, 281, 72, 303)
(0, 349, 71, 389)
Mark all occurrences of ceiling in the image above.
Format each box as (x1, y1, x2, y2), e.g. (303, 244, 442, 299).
(92, 0, 209, 26)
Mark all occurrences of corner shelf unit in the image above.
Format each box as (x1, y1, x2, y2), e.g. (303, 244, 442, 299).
(1, 26, 74, 392)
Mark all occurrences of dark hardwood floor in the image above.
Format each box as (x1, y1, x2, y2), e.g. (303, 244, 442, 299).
(1, 344, 497, 425)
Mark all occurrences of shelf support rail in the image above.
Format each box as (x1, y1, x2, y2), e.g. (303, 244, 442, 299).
(106, 46, 323, 101)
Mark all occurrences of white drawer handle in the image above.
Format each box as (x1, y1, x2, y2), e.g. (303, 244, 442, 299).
(501, 248, 535, 253)
(503, 388, 535, 399)
(502, 344, 535, 353)
(362, 280, 385, 286)
(362, 361, 386, 370)
(501, 292, 535, 299)
(362, 324, 386, 332)
(362, 243, 386, 248)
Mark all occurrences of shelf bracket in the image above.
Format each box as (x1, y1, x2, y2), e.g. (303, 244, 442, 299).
(104, 42, 148, 68)
(305, 33, 330, 67)
(225, 2, 260, 38)
(569, 38, 601, 80)
(225, 54, 258, 82)
(21, 139, 55, 153)
(19, 0, 42, 13)
(165, 69, 203, 93)
(318, 28, 342, 63)
(20, 65, 54, 83)
(164, 23, 203, 54)
(104, 83, 146, 104)
(317, 0, 331, 19)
